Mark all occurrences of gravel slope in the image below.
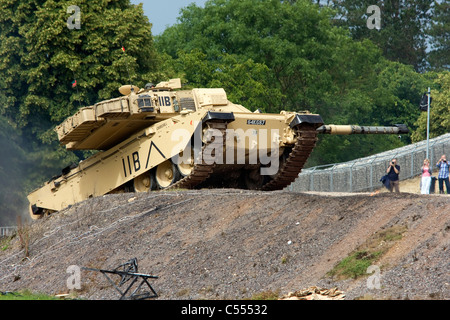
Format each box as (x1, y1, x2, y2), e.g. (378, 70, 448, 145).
(0, 189, 448, 300)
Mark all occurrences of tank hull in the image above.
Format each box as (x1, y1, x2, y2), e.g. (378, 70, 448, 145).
(28, 108, 323, 218)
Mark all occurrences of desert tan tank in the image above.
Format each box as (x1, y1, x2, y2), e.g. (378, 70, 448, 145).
(27, 79, 408, 219)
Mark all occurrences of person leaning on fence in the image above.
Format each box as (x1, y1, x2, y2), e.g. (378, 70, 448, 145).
(420, 159, 432, 194)
(436, 155, 450, 194)
(386, 158, 400, 192)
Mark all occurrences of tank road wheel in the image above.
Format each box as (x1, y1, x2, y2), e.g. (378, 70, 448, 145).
(29, 204, 43, 220)
(133, 171, 156, 192)
(176, 148, 195, 177)
(155, 159, 182, 189)
(29, 204, 54, 220)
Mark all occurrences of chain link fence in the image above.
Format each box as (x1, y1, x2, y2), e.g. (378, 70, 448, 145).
(290, 133, 450, 193)
(0, 227, 16, 238)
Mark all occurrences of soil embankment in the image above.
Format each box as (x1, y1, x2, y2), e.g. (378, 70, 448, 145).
(0, 189, 448, 300)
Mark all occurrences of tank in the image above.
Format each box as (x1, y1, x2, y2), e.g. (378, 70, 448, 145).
(27, 79, 409, 219)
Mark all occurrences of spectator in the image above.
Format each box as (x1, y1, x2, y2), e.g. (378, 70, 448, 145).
(386, 158, 400, 192)
(420, 159, 432, 194)
(436, 155, 450, 194)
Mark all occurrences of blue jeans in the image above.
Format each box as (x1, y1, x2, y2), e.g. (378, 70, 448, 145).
(438, 177, 450, 194)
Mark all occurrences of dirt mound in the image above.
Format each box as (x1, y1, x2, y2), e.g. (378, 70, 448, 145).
(0, 189, 448, 300)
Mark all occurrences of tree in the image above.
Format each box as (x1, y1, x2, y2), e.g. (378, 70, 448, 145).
(427, 1, 450, 71)
(0, 0, 159, 219)
(331, 0, 433, 71)
(0, 0, 157, 134)
(411, 72, 450, 142)
(162, 49, 284, 113)
(307, 60, 430, 166)
(157, 0, 348, 113)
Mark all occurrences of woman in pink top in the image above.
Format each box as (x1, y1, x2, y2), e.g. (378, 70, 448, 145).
(421, 159, 432, 194)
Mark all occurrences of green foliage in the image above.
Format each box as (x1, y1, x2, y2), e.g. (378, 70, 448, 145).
(0, 0, 157, 132)
(0, 0, 158, 222)
(309, 60, 427, 165)
(331, 0, 433, 71)
(171, 50, 284, 112)
(427, 1, 450, 71)
(412, 72, 450, 142)
(156, 0, 347, 113)
(309, 134, 405, 167)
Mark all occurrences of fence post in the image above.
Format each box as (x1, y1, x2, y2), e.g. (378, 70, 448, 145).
(309, 167, 317, 191)
(349, 161, 356, 192)
(330, 164, 336, 192)
(0, 227, 16, 237)
(431, 139, 436, 167)
(369, 155, 377, 191)
(410, 144, 416, 179)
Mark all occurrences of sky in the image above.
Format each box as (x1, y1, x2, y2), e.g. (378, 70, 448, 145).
(130, 0, 208, 35)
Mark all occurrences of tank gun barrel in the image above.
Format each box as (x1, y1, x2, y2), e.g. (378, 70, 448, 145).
(316, 124, 408, 135)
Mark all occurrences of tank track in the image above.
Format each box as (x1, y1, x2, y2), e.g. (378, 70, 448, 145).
(262, 124, 318, 190)
(168, 121, 227, 190)
(167, 122, 318, 191)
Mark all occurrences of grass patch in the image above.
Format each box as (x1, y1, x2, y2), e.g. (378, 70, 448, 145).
(328, 225, 407, 280)
(0, 290, 59, 300)
(247, 290, 280, 300)
(1, 235, 14, 251)
(328, 250, 383, 279)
